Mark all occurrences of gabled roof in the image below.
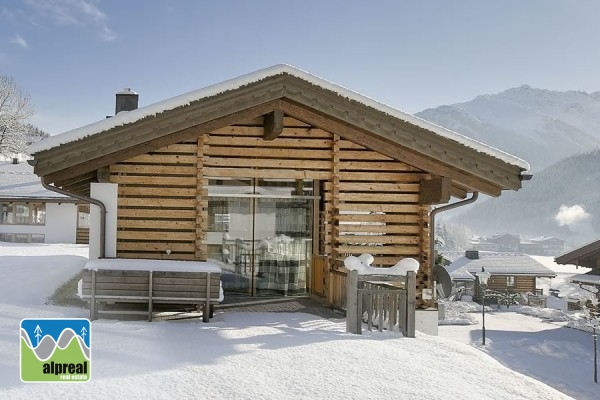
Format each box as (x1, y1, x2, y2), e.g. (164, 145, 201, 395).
(28, 64, 530, 197)
(449, 267, 476, 282)
(443, 251, 556, 277)
(555, 239, 600, 269)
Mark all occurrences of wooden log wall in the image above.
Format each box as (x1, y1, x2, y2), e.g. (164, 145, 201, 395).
(110, 141, 198, 260)
(325, 135, 430, 267)
(203, 117, 333, 180)
(486, 275, 536, 293)
(109, 115, 434, 302)
(474, 275, 537, 302)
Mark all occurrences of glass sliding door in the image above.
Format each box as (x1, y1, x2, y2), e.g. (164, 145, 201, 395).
(254, 197, 312, 296)
(206, 178, 314, 297)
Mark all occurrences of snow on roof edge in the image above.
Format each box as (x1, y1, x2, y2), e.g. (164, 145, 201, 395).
(28, 64, 529, 171)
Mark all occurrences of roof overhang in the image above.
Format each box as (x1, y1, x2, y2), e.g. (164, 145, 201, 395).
(555, 239, 600, 269)
(28, 65, 530, 197)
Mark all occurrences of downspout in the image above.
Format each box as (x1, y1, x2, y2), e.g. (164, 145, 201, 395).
(429, 191, 479, 273)
(41, 177, 107, 258)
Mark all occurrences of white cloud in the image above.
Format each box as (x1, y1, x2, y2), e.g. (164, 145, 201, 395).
(554, 204, 590, 226)
(10, 34, 28, 48)
(23, 0, 117, 41)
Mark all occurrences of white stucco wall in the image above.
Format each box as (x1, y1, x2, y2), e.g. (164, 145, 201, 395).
(89, 183, 118, 260)
(0, 202, 78, 243)
(0, 224, 45, 235)
(45, 203, 78, 243)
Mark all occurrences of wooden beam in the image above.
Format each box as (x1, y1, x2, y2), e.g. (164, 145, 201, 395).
(42, 100, 284, 184)
(263, 110, 284, 141)
(97, 167, 110, 183)
(33, 76, 288, 178)
(282, 77, 525, 191)
(279, 100, 503, 197)
(419, 177, 451, 204)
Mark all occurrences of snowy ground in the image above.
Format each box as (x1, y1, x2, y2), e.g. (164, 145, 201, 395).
(0, 244, 593, 399)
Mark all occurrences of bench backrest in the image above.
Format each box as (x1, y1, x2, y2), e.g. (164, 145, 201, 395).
(81, 269, 221, 301)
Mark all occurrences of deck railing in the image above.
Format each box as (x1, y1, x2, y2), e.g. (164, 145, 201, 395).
(346, 270, 416, 338)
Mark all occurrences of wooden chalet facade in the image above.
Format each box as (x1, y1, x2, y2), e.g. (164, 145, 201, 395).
(444, 250, 556, 303)
(28, 65, 530, 309)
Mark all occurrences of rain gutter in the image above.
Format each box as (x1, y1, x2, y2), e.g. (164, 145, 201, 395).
(41, 177, 106, 258)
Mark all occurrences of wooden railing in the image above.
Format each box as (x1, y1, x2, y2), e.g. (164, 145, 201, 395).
(346, 270, 416, 338)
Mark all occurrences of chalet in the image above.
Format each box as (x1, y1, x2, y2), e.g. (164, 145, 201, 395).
(443, 250, 556, 302)
(471, 233, 565, 256)
(0, 158, 89, 244)
(472, 233, 521, 252)
(555, 239, 600, 302)
(27, 65, 530, 320)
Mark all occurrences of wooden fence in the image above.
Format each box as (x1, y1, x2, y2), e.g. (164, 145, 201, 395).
(346, 270, 416, 337)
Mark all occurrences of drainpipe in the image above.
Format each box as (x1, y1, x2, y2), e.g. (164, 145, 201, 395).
(429, 191, 479, 274)
(41, 177, 107, 258)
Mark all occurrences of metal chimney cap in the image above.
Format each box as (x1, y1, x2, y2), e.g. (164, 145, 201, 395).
(117, 88, 138, 95)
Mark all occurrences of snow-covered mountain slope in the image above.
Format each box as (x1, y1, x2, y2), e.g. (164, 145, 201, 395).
(449, 149, 600, 245)
(416, 85, 600, 171)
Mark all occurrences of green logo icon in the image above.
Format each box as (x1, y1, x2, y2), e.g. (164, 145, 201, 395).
(20, 318, 91, 382)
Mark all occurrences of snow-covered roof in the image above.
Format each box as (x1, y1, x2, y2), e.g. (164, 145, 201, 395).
(0, 160, 67, 199)
(443, 251, 556, 277)
(28, 64, 529, 171)
(449, 267, 475, 281)
(570, 273, 600, 286)
(84, 258, 222, 273)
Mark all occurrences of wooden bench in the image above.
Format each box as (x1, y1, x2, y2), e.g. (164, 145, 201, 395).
(80, 259, 222, 322)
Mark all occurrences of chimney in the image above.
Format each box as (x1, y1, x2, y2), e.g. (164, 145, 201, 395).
(465, 250, 479, 260)
(115, 88, 139, 115)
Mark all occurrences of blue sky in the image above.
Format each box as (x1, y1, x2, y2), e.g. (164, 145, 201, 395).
(1, 0, 599, 135)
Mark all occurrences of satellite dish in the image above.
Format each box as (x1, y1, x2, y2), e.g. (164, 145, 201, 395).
(434, 264, 453, 299)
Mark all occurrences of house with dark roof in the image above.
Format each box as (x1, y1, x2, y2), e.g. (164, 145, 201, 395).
(0, 159, 88, 244)
(444, 250, 555, 302)
(27, 65, 530, 315)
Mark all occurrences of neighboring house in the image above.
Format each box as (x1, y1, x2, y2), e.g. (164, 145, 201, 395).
(527, 236, 566, 256)
(27, 65, 530, 311)
(443, 250, 556, 302)
(447, 266, 475, 296)
(555, 239, 600, 303)
(0, 159, 89, 244)
(472, 233, 521, 252)
(471, 233, 565, 256)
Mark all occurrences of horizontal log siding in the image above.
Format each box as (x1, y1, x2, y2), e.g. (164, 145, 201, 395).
(111, 141, 198, 260)
(108, 116, 433, 301)
(204, 123, 334, 180)
(332, 138, 429, 267)
(485, 275, 537, 293)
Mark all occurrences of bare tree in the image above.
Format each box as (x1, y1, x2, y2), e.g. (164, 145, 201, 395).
(0, 75, 33, 158)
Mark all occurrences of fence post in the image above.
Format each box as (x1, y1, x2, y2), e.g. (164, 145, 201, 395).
(90, 270, 97, 321)
(346, 270, 360, 334)
(406, 271, 416, 338)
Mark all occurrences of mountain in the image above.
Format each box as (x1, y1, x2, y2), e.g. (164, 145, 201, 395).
(416, 85, 600, 171)
(448, 150, 600, 246)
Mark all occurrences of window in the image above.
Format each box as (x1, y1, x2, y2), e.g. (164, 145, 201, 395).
(0, 203, 12, 224)
(0, 233, 46, 243)
(0, 202, 45, 225)
(507, 276, 515, 287)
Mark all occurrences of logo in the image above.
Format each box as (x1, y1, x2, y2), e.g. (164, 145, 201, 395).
(20, 318, 91, 382)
